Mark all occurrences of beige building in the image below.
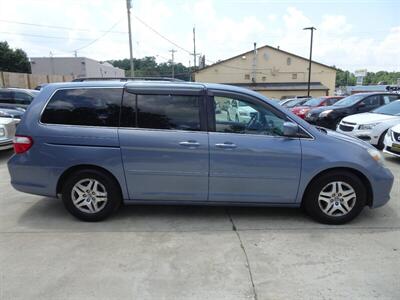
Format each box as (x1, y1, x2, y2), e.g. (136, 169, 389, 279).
(194, 44, 336, 99)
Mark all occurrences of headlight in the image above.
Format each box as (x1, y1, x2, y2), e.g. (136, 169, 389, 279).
(0, 128, 5, 137)
(359, 123, 379, 130)
(367, 148, 384, 165)
(319, 110, 333, 118)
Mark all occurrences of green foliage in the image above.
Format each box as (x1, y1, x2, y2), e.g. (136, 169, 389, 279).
(109, 56, 192, 81)
(336, 68, 400, 87)
(0, 41, 31, 73)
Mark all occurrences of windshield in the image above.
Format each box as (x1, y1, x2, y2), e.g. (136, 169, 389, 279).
(372, 100, 400, 115)
(333, 94, 365, 106)
(303, 97, 323, 107)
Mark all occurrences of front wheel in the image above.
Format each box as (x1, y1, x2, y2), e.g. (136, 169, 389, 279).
(303, 171, 366, 224)
(62, 169, 122, 221)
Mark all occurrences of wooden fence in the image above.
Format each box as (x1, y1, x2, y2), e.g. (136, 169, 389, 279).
(0, 71, 75, 89)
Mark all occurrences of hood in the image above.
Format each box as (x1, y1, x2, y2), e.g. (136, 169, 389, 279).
(309, 105, 348, 115)
(324, 128, 374, 149)
(342, 112, 400, 124)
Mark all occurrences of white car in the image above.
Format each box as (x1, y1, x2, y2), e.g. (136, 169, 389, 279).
(0, 117, 19, 150)
(337, 100, 400, 149)
(226, 99, 257, 123)
(383, 124, 400, 158)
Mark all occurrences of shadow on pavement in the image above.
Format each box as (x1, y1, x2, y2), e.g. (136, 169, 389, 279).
(0, 149, 13, 163)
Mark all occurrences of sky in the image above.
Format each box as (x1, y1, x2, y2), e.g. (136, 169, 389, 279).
(0, 0, 399, 72)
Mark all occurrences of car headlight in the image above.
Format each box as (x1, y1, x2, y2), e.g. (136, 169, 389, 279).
(0, 128, 5, 137)
(367, 148, 384, 165)
(319, 110, 333, 118)
(358, 123, 379, 130)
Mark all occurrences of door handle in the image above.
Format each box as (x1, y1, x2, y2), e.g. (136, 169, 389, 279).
(215, 142, 237, 149)
(179, 141, 200, 147)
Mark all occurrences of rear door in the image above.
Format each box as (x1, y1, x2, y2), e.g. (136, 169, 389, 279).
(118, 86, 209, 201)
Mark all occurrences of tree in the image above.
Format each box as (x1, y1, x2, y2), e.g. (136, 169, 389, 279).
(0, 41, 31, 73)
(335, 68, 356, 87)
(109, 56, 191, 81)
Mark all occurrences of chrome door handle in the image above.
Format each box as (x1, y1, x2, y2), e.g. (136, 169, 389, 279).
(179, 141, 200, 147)
(215, 143, 237, 149)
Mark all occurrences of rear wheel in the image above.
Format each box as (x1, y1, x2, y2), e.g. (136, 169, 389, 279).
(303, 171, 366, 224)
(61, 169, 121, 221)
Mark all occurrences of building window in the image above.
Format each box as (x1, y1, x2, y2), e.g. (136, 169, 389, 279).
(292, 73, 297, 79)
(262, 76, 266, 81)
(244, 74, 250, 80)
(287, 57, 291, 65)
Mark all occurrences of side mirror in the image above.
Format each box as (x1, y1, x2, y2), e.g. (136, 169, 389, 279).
(358, 102, 366, 108)
(283, 122, 299, 137)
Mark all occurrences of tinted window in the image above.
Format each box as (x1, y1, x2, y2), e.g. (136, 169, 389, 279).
(13, 92, 33, 105)
(361, 95, 380, 107)
(383, 95, 400, 104)
(373, 100, 400, 115)
(41, 88, 122, 126)
(214, 96, 286, 136)
(122, 93, 201, 131)
(0, 91, 14, 103)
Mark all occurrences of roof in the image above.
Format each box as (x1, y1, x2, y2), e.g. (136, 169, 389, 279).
(224, 82, 329, 91)
(195, 44, 336, 72)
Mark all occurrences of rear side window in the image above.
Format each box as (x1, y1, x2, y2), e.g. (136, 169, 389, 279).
(121, 93, 201, 131)
(0, 91, 14, 103)
(41, 88, 122, 127)
(13, 92, 33, 105)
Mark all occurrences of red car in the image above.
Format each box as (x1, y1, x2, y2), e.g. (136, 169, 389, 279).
(290, 96, 344, 119)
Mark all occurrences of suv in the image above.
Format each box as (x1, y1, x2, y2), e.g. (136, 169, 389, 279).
(0, 88, 39, 110)
(305, 92, 400, 129)
(7, 81, 394, 224)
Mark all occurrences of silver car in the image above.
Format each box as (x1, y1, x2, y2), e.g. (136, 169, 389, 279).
(0, 117, 19, 150)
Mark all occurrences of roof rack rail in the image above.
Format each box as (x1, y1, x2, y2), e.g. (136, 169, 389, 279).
(72, 77, 184, 82)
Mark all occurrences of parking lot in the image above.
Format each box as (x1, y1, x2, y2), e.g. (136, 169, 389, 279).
(0, 149, 399, 300)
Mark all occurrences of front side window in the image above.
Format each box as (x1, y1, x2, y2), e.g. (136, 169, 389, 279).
(41, 88, 122, 127)
(361, 95, 380, 107)
(214, 95, 286, 136)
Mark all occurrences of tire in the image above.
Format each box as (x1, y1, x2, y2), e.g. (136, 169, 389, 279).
(376, 130, 388, 150)
(303, 171, 366, 224)
(61, 169, 122, 222)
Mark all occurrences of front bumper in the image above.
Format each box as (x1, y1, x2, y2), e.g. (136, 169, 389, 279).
(383, 134, 400, 158)
(336, 128, 378, 145)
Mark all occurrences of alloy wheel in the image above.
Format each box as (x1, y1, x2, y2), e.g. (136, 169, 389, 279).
(71, 178, 108, 214)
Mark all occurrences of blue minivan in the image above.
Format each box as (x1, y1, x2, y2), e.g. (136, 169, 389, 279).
(7, 80, 394, 224)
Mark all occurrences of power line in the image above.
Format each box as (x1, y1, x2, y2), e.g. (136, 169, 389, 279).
(0, 31, 94, 41)
(132, 14, 192, 55)
(73, 18, 124, 52)
(0, 19, 127, 34)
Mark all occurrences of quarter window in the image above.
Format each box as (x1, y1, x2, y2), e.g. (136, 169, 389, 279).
(214, 96, 286, 136)
(41, 88, 122, 127)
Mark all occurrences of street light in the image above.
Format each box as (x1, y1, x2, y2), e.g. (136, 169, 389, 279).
(303, 26, 316, 98)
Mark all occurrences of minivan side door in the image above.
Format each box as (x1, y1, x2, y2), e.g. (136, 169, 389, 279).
(118, 87, 209, 201)
(209, 91, 302, 203)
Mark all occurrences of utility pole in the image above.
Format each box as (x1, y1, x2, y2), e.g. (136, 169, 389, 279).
(126, 0, 134, 77)
(193, 27, 196, 69)
(303, 26, 316, 98)
(169, 49, 177, 78)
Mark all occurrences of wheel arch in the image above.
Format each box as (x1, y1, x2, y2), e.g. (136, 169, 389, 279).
(301, 167, 373, 207)
(56, 164, 123, 197)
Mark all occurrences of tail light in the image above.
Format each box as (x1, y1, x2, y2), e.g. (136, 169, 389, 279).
(13, 135, 33, 154)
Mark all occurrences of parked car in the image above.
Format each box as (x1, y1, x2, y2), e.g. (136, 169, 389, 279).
(383, 124, 400, 158)
(0, 117, 19, 150)
(305, 93, 400, 129)
(281, 98, 309, 108)
(225, 98, 257, 123)
(0, 107, 25, 120)
(291, 96, 344, 119)
(0, 88, 39, 109)
(8, 81, 394, 224)
(337, 100, 400, 149)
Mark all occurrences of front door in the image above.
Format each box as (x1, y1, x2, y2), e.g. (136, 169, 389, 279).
(209, 93, 302, 203)
(119, 90, 209, 201)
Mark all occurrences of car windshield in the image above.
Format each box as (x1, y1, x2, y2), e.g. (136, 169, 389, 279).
(372, 100, 400, 115)
(286, 99, 306, 108)
(333, 94, 365, 106)
(303, 97, 323, 107)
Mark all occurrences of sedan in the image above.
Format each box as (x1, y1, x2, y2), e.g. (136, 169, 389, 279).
(291, 96, 344, 119)
(337, 100, 400, 149)
(384, 124, 400, 158)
